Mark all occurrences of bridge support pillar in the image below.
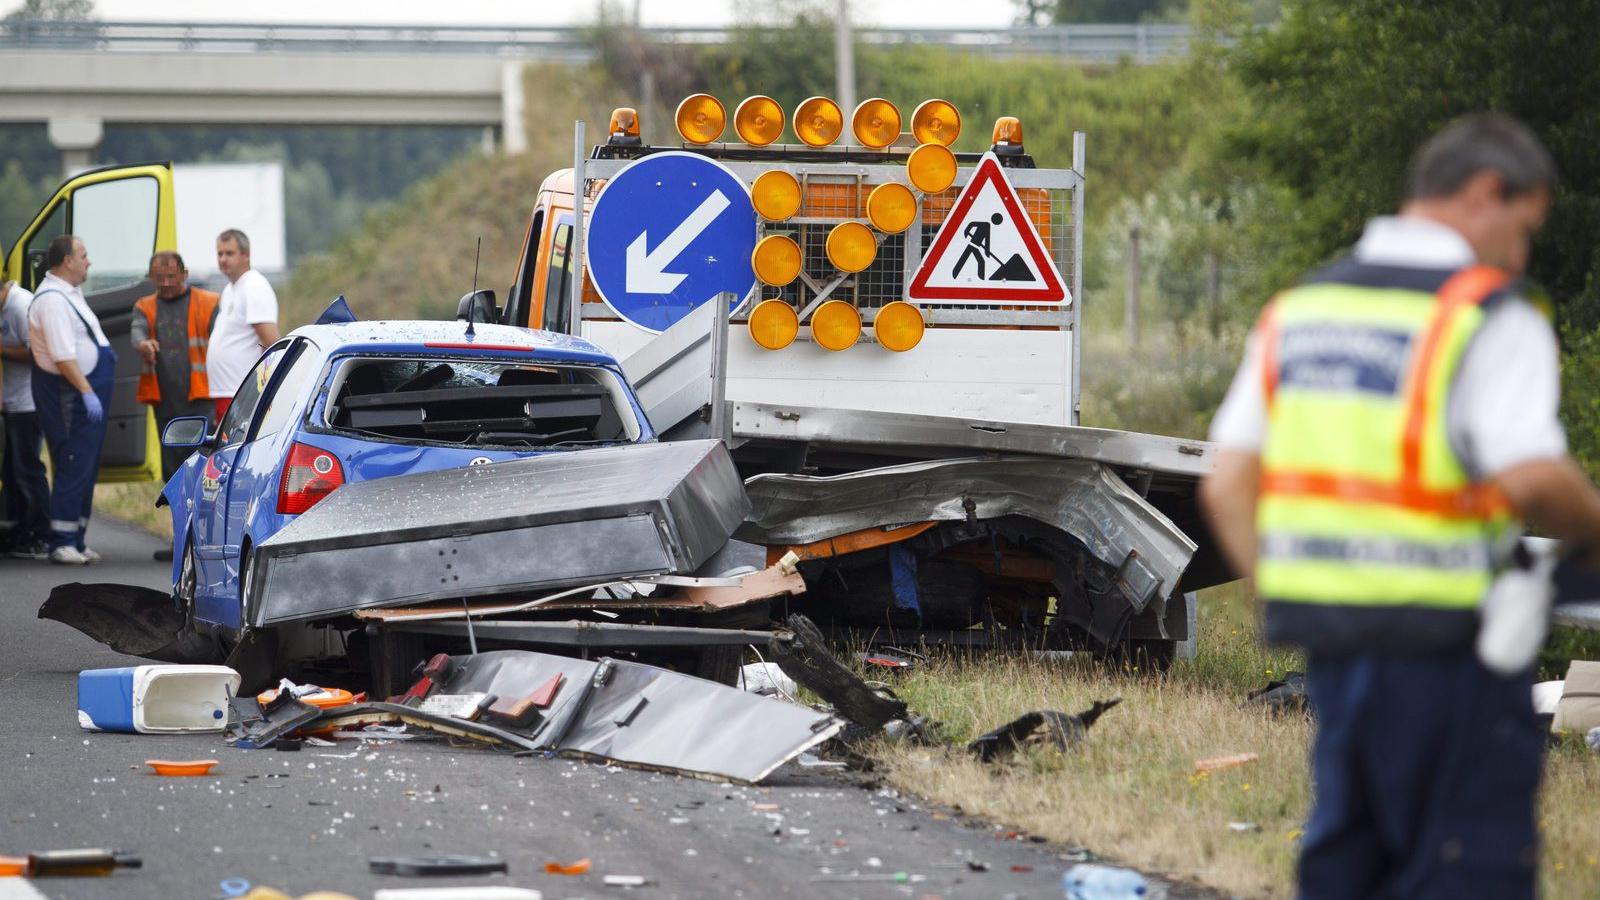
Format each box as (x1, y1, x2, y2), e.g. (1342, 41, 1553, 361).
(48, 114, 102, 176)
(500, 60, 528, 156)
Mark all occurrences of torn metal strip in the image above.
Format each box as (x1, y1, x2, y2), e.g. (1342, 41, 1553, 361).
(739, 456, 1196, 613)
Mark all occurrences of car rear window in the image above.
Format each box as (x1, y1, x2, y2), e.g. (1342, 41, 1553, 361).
(321, 356, 641, 449)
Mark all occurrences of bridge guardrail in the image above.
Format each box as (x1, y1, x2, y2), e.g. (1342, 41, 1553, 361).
(0, 19, 1205, 64)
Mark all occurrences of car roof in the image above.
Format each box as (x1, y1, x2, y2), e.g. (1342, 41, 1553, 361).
(287, 320, 621, 366)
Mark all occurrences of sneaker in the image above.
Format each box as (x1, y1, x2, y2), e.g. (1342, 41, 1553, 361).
(9, 540, 51, 560)
(80, 547, 103, 564)
(152, 548, 174, 562)
(49, 546, 90, 565)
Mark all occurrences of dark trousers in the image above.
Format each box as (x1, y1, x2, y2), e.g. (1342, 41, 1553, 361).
(1, 410, 51, 545)
(1300, 651, 1543, 900)
(32, 357, 114, 552)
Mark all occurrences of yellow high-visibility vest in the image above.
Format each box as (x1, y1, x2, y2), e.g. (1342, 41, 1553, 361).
(1255, 262, 1516, 654)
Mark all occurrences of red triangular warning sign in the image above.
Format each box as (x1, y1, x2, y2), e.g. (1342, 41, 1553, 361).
(908, 152, 1068, 304)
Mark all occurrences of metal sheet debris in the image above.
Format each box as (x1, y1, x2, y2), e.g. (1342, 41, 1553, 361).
(387, 649, 843, 783)
(249, 440, 750, 626)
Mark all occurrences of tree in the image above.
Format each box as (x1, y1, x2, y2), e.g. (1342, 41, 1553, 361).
(1227, 0, 1600, 327)
(4, 0, 97, 21)
(1225, 0, 1600, 463)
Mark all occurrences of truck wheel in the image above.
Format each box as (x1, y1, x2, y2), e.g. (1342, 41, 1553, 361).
(369, 628, 427, 699)
(1123, 638, 1176, 672)
(692, 645, 743, 686)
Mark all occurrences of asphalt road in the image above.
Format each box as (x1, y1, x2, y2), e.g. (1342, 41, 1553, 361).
(0, 516, 1179, 900)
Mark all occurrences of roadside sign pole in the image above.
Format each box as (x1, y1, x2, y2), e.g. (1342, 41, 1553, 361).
(1071, 130, 1086, 426)
(570, 120, 587, 337)
(709, 290, 732, 444)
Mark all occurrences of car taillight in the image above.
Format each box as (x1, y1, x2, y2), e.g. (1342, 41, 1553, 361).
(278, 442, 344, 515)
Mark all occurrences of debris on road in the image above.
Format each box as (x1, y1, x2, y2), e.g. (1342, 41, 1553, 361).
(967, 699, 1121, 762)
(601, 874, 650, 887)
(77, 664, 239, 733)
(768, 614, 907, 729)
(5, 849, 142, 877)
(369, 855, 509, 877)
(544, 858, 591, 875)
(1241, 672, 1309, 718)
(738, 662, 796, 698)
(144, 759, 219, 777)
(1554, 661, 1600, 733)
(225, 692, 321, 750)
(372, 883, 544, 890)
(1062, 862, 1155, 899)
(1193, 752, 1259, 773)
(40, 582, 225, 664)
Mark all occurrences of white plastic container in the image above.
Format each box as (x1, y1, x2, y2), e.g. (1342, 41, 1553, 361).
(77, 664, 240, 733)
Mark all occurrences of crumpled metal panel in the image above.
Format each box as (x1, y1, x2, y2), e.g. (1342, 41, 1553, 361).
(737, 456, 1196, 615)
(250, 440, 750, 626)
(432, 650, 842, 783)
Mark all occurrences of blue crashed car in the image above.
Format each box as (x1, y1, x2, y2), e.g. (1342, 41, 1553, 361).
(159, 317, 653, 636)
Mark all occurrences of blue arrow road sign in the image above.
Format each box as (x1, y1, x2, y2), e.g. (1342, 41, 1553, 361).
(586, 151, 757, 333)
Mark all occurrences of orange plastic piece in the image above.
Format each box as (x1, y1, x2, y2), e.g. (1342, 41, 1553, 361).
(0, 856, 25, 876)
(777, 521, 939, 563)
(544, 858, 592, 875)
(256, 686, 356, 710)
(146, 759, 220, 777)
(1193, 752, 1259, 773)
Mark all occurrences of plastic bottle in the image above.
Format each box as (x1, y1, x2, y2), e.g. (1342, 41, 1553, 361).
(1062, 863, 1149, 899)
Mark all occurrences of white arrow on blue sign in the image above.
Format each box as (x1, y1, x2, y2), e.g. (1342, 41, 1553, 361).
(586, 151, 758, 333)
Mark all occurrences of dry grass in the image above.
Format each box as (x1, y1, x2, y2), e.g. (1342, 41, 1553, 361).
(870, 585, 1600, 899)
(93, 480, 170, 541)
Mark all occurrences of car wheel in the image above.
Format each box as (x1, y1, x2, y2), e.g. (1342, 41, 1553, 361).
(176, 539, 199, 629)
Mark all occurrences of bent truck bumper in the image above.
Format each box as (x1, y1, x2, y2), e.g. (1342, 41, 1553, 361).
(247, 439, 749, 627)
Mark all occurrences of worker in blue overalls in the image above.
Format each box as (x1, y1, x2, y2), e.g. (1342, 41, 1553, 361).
(1202, 115, 1600, 898)
(28, 234, 116, 566)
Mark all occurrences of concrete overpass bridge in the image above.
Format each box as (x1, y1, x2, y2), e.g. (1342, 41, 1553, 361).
(0, 19, 1199, 173)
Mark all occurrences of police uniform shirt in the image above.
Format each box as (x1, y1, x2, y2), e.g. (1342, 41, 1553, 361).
(1209, 215, 1566, 480)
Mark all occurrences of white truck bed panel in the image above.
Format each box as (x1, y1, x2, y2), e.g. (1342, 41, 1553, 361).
(587, 319, 1073, 426)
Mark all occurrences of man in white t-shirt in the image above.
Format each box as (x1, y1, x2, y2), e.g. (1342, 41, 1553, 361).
(207, 229, 280, 421)
(1, 278, 52, 558)
(28, 234, 116, 565)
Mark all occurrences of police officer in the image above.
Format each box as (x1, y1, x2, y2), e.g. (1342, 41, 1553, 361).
(28, 234, 115, 566)
(1201, 114, 1600, 898)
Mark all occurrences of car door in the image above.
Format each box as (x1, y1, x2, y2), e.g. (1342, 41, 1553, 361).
(2, 163, 178, 483)
(194, 340, 293, 622)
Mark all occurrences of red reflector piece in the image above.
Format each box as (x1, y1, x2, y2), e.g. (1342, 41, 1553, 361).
(422, 342, 536, 352)
(277, 442, 345, 515)
(529, 673, 565, 708)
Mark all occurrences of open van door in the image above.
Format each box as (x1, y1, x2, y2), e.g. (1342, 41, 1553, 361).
(2, 163, 177, 483)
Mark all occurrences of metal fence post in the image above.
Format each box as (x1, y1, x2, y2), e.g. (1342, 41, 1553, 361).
(1126, 224, 1141, 350)
(709, 291, 733, 445)
(569, 120, 586, 337)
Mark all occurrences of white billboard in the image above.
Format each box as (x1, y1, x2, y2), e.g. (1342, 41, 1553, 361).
(173, 162, 287, 278)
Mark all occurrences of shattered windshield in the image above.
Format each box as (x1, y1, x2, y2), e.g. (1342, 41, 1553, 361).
(321, 356, 641, 449)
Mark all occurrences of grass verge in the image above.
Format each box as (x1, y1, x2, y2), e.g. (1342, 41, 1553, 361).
(94, 481, 170, 541)
(869, 585, 1600, 899)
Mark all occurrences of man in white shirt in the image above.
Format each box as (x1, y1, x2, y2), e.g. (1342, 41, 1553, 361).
(27, 234, 116, 565)
(207, 229, 280, 422)
(1, 278, 51, 558)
